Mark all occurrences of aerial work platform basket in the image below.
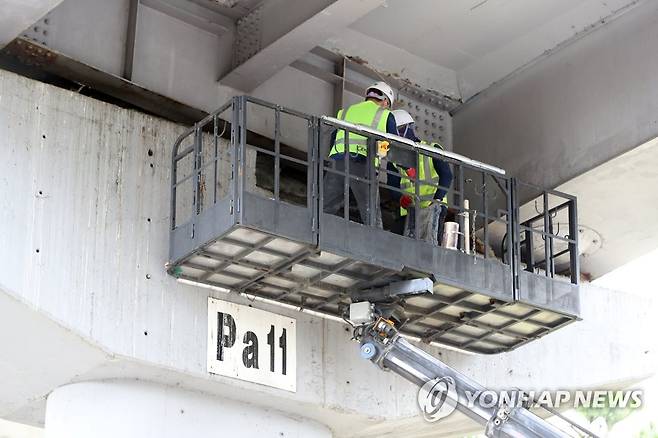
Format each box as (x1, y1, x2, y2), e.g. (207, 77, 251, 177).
(168, 96, 580, 354)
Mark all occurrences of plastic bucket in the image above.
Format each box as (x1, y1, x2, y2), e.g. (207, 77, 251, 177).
(442, 222, 460, 250)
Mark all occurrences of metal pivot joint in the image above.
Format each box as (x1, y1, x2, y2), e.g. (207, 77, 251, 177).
(349, 278, 434, 325)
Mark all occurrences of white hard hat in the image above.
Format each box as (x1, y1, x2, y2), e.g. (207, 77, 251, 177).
(365, 81, 395, 106)
(392, 109, 414, 127)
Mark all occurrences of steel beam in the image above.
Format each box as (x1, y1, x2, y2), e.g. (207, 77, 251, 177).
(140, 0, 233, 36)
(186, 0, 262, 20)
(0, 38, 208, 124)
(293, 46, 459, 147)
(220, 0, 385, 91)
(321, 27, 461, 101)
(0, 0, 64, 47)
(122, 0, 139, 80)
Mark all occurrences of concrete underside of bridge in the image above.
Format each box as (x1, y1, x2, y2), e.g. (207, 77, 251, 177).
(1, 69, 657, 437)
(453, 1, 658, 278)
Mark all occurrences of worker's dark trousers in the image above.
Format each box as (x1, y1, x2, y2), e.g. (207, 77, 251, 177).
(404, 204, 447, 245)
(323, 157, 382, 227)
(436, 205, 448, 245)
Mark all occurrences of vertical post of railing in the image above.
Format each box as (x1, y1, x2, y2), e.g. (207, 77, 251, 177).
(310, 116, 320, 241)
(569, 197, 580, 284)
(414, 149, 420, 240)
(318, 120, 325, 221)
(191, 123, 201, 238)
(344, 131, 350, 222)
(506, 177, 513, 287)
(524, 228, 535, 273)
(542, 191, 553, 278)
(170, 142, 178, 232)
(458, 164, 465, 250)
(511, 178, 521, 301)
(504, 177, 513, 266)
(198, 124, 205, 216)
(230, 97, 239, 218)
(548, 211, 555, 278)
(237, 96, 247, 223)
(213, 114, 218, 205)
(274, 108, 281, 201)
(482, 173, 489, 259)
(367, 138, 377, 227)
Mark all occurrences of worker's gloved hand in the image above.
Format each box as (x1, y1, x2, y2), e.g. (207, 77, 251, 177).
(406, 167, 417, 179)
(400, 195, 413, 209)
(377, 140, 390, 158)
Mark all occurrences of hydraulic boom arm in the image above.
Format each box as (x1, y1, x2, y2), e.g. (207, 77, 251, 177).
(355, 318, 583, 438)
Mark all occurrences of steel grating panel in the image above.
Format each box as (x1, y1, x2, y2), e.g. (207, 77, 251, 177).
(171, 216, 578, 355)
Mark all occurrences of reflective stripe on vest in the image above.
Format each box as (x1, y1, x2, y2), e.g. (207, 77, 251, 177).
(330, 101, 389, 157)
(399, 142, 447, 217)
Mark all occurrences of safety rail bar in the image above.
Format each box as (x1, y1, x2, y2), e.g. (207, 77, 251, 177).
(514, 179, 580, 285)
(170, 99, 235, 237)
(240, 95, 317, 213)
(321, 115, 507, 176)
(318, 115, 514, 268)
(170, 96, 580, 290)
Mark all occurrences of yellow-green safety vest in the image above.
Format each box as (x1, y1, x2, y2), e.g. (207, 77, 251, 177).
(330, 100, 390, 157)
(399, 141, 448, 217)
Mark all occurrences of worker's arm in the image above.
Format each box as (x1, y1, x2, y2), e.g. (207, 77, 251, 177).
(385, 113, 397, 135)
(329, 129, 337, 154)
(386, 161, 402, 201)
(432, 157, 453, 202)
(328, 108, 342, 156)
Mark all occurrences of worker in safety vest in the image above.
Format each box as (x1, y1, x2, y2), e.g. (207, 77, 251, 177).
(392, 109, 453, 245)
(324, 81, 398, 227)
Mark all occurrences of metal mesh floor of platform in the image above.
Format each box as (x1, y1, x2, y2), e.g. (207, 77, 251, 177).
(173, 225, 576, 354)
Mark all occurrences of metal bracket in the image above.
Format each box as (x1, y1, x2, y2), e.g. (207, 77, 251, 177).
(351, 278, 434, 303)
(232, 4, 263, 68)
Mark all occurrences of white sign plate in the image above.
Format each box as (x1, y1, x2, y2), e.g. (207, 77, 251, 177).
(207, 297, 296, 392)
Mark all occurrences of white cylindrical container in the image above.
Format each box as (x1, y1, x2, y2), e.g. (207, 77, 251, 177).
(442, 222, 460, 249)
(463, 199, 470, 254)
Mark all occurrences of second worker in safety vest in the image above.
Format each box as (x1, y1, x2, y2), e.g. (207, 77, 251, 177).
(324, 81, 399, 227)
(392, 109, 454, 245)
